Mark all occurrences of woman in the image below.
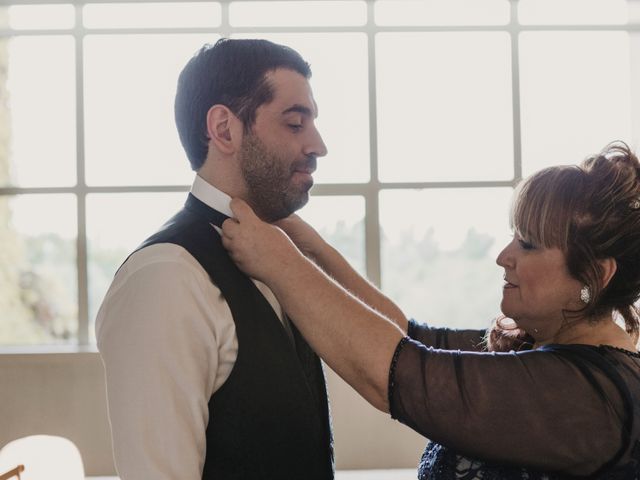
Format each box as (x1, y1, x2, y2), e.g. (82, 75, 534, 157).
(222, 142, 640, 478)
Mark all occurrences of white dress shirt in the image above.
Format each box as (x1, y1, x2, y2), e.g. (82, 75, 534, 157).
(96, 175, 286, 479)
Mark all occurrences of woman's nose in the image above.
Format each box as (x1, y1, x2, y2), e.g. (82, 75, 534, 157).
(496, 239, 514, 268)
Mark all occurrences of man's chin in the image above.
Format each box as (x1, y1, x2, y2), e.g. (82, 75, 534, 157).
(250, 197, 308, 223)
(278, 192, 310, 221)
(292, 189, 311, 208)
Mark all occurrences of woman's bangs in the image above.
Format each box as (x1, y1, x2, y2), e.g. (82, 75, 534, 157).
(511, 168, 576, 250)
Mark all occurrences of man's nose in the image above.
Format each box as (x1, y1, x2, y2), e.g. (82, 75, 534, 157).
(304, 126, 328, 158)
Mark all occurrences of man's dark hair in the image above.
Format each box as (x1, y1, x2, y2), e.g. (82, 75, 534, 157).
(174, 38, 312, 171)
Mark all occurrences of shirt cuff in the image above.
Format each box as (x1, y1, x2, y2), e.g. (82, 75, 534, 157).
(388, 336, 411, 420)
(407, 318, 421, 340)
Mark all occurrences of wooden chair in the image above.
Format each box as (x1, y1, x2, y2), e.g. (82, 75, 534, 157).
(0, 436, 84, 480)
(0, 465, 24, 480)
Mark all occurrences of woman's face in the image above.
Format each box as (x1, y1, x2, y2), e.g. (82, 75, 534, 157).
(496, 233, 583, 341)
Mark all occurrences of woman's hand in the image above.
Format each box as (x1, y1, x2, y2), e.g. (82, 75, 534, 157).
(221, 198, 303, 283)
(274, 214, 324, 259)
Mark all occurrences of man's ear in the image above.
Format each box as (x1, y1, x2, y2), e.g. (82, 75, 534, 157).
(206, 104, 242, 155)
(599, 257, 617, 289)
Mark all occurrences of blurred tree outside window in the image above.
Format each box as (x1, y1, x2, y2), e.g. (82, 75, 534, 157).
(0, 14, 78, 345)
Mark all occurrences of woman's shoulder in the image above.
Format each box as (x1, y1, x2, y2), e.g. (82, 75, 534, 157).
(536, 342, 639, 360)
(534, 343, 640, 388)
(544, 344, 640, 478)
(598, 344, 640, 360)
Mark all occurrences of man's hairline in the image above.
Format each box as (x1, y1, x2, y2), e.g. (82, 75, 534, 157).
(205, 66, 315, 140)
(260, 67, 318, 119)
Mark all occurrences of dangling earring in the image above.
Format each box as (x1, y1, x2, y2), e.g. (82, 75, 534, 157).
(580, 285, 591, 304)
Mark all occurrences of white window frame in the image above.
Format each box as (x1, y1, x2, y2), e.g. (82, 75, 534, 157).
(1, 0, 640, 349)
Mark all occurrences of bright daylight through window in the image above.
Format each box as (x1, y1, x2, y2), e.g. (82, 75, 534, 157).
(1, 0, 639, 348)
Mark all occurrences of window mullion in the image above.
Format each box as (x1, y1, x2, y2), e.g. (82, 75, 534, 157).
(364, 0, 381, 288)
(510, 0, 523, 183)
(75, 4, 89, 345)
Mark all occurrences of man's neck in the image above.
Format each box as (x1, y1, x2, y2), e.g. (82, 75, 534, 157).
(197, 162, 246, 200)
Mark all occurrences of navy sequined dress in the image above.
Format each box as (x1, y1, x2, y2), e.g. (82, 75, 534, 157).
(388, 320, 640, 479)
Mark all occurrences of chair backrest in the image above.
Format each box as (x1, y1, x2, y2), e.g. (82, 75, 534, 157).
(0, 435, 84, 480)
(0, 465, 24, 480)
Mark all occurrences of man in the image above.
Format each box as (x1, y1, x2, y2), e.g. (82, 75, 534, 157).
(96, 38, 332, 479)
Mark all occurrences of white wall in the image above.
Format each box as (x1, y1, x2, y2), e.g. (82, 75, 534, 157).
(0, 353, 425, 475)
(0, 352, 114, 475)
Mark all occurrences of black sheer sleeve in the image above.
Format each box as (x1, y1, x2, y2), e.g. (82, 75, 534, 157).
(407, 319, 487, 352)
(388, 338, 629, 476)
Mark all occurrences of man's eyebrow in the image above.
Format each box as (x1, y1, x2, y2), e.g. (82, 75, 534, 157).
(281, 104, 317, 118)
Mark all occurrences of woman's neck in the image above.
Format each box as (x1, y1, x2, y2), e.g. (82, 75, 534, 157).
(535, 315, 637, 352)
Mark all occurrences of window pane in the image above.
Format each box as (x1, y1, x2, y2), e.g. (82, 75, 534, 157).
(377, 33, 513, 182)
(631, 3, 640, 23)
(84, 34, 216, 186)
(1, 36, 76, 187)
(298, 195, 365, 275)
(233, 33, 370, 183)
(0, 194, 77, 346)
(83, 3, 222, 29)
(518, 0, 628, 25)
(86, 192, 185, 342)
(380, 188, 512, 330)
(7, 4, 75, 30)
(375, 0, 510, 26)
(230, 1, 366, 27)
(519, 32, 632, 175)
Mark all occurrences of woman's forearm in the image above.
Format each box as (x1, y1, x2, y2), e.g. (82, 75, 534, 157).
(309, 241, 409, 333)
(270, 250, 405, 412)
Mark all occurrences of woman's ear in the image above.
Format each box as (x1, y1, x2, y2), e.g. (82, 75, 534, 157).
(599, 257, 617, 289)
(206, 104, 242, 155)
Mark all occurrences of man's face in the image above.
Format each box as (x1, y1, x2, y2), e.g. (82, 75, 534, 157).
(239, 68, 327, 222)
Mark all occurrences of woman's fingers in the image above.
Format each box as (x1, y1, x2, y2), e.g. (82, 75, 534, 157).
(228, 197, 256, 222)
(221, 216, 238, 238)
(221, 199, 254, 241)
(221, 198, 278, 280)
(222, 198, 261, 242)
(221, 198, 306, 285)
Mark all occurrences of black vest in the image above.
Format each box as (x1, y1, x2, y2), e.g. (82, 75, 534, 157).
(136, 194, 334, 479)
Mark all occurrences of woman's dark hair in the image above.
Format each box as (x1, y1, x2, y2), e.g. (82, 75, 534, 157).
(174, 38, 311, 171)
(488, 142, 640, 351)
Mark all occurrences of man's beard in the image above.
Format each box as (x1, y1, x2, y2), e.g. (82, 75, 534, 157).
(240, 133, 316, 222)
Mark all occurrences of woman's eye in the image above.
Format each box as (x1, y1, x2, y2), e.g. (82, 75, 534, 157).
(518, 239, 535, 250)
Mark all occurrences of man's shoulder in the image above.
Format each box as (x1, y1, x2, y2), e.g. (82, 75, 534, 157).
(118, 243, 208, 283)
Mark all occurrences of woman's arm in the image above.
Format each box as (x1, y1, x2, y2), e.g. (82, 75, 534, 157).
(407, 319, 487, 351)
(222, 200, 626, 475)
(276, 214, 409, 332)
(222, 199, 403, 411)
(389, 341, 625, 476)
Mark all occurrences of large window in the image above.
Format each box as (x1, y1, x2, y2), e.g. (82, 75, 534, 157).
(1, 0, 639, 348)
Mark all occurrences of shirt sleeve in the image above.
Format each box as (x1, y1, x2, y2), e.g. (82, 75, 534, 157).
(388, 338, 626, 476)
(96, 245, 236, 480)
(407, 319, 487, 352)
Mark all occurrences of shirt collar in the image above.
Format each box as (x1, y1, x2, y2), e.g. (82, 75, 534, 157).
(190, 175, 233, 218)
